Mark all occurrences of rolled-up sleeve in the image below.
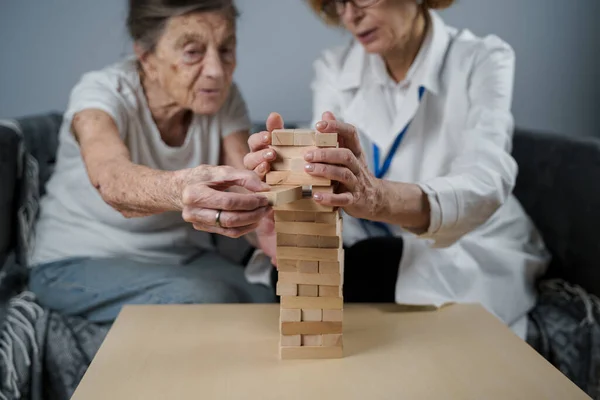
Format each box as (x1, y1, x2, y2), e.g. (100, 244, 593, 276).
(418, 37, 518, 247)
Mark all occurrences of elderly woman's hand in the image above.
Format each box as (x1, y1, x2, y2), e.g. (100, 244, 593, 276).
(180, 165, 271, 238)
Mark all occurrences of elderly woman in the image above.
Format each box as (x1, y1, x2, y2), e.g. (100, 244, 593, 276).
(245, 0, 549, 339)
(29, 0, 276, 323)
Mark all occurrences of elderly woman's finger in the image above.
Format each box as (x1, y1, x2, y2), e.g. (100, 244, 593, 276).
(182, 186, 268, 211)
(304, 163, 358, 190)
(217, 168, 271, 193)
(312, 191, 354, 207)
(304, 148, 360, 175)
(243, 148, 277, 171)
(192, 222, 260, 239)
(315, 114, 362, 158)
(184, 207, 269, 228)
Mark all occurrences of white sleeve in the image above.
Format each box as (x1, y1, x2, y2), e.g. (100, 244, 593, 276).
(65, 70, 129, 138)
(220, 83, 251, 137)
(418, 37, 518, 247)
(310, 53, 344, 127)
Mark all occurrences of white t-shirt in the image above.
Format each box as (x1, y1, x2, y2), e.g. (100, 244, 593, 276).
(30, 58, 251, 266)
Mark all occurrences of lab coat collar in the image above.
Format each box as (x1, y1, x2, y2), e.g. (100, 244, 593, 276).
(337, 11, 450, 96)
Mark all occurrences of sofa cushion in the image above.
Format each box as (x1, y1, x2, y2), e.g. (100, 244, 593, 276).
(512, 128, 600, 296)
(16, 113, 62, 195)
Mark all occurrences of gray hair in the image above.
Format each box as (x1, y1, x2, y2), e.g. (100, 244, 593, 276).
(127, 0, 239, 52)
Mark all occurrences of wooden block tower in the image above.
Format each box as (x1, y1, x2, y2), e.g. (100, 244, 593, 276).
(266, 129, 344, 360)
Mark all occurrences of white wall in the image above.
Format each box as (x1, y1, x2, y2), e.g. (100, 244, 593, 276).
(1, 0, 598, 136)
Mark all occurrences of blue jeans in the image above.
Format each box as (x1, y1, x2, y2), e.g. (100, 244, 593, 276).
(29, 253, 275, 323)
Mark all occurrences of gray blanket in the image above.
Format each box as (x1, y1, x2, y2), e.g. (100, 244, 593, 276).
(0, 292, 108, 400)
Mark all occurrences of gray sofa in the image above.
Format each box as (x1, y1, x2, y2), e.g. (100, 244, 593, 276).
(1, 113, 599, 399)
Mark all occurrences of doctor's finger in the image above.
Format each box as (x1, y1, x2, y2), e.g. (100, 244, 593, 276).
(243, 148, 277, 171)
(304, 148, 360, 175)
(248, 131, 271, 152)
(266, 112, 285, 132)
(313, 191, 353, 207)
(304, 163, 358, 190)
(315, 118, 363, 158)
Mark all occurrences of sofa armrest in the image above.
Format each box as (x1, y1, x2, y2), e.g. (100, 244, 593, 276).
(0, 121, 21, 269)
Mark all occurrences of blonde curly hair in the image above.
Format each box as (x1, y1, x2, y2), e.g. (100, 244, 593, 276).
(307, 0, 454, 25)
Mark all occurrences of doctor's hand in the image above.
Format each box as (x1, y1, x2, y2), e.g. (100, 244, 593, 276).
(243, 113, 284, 179)
(305, 112, 430, 232)
(303, 112, 385, 221)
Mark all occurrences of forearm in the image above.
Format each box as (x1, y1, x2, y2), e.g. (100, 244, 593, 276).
(93, 159, 196, 217)
(376, 180, 431, 234)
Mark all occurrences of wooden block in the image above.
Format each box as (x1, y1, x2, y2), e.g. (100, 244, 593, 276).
(302, 334, 322, 346)
(261, 186, 303, 206)
(280, 334, 301, 347)
(322, 334, 343, 347)
(266, 171, 330, 186)
(279, 272, 342, 286)
(298, 261, 319, 273)
(280, 308, 301, 322)
(298, 284, 318, 297)
(319, 261, 341, 274)
(301, 309, 322, 322)
(271, 158, 306, 172)
(294, 212, 317, 222)
(277, 259, 298, 272)
(276, 282, 297, 296)
(296, 235, 319, 248)
(275, 221, 339, 236)
(315, 212, 338, 224)
(294, 129, 315, 146)
(318, 236, 340, 249)
(276, 233, 297, 247)
(271, 145, 317, 160)
(271, 129, 295, 146)
(315, 132, 338, 147)
(313, 186, 335, 194)
(274, 211, 296, 222)
(280, 296, 343, 310)
(319, 285, 342, 297)
(322, 309, 343, 322)
(281, 321, 342, 335)
(280, 345, 343, 360)
(275, 211, 316, 223)
(273, 198, 333, 213)
(277, 247, 342, 262)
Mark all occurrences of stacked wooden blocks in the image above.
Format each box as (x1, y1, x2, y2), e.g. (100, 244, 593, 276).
(267, 129, 344, 360)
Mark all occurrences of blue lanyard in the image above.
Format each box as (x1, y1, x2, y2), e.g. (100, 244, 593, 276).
(373, 85, 426, 179)
(361, 86, 426, 237)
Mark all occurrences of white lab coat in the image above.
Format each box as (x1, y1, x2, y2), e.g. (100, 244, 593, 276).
(310, 11, 549, 338)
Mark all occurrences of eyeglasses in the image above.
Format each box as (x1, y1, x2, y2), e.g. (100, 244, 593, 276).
(321, 0, 382, 17)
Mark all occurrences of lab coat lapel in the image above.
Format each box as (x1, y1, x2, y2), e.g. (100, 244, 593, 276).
(341, 80, 393, 151)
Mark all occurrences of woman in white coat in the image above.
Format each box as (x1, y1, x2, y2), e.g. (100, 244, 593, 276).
(245, 0, 549, 339)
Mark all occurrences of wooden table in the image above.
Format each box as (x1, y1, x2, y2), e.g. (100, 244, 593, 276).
(72, 303, 590, 400)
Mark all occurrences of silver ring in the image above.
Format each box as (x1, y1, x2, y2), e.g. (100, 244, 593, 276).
(215, 210, 222, 228)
